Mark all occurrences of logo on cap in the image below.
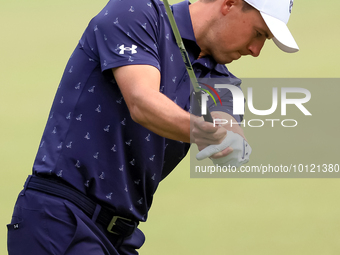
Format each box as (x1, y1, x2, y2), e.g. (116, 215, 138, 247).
(289, 0, 294, 13)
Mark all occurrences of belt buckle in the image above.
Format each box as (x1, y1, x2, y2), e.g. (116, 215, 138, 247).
(107, 215, 132, 234)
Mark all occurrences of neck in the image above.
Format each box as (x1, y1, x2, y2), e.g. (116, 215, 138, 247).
(189, 1, 219, 58)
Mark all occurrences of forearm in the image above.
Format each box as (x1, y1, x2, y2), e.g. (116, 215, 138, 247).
(130, 88, 192, 143)
(128, 97, 246, 145)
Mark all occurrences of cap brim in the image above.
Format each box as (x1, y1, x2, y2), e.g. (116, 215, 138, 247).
(261, 12, 299, 53)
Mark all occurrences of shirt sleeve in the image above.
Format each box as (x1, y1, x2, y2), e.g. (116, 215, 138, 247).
(209, 85, 244, 123)
(205, 76, 245, 123)
(80, 0, 162, 72)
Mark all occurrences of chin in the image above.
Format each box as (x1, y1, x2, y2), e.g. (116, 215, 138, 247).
(216, 58, 233, 65)
(214, 54, 238, 65)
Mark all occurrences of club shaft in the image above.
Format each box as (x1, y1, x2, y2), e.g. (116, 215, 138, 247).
(163, 0, 213, 123)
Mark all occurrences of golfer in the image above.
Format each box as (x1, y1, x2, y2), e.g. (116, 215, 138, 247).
(7, 0, 298, 254)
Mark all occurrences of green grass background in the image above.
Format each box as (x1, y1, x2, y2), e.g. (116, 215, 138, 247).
(1, 0, 339, 254)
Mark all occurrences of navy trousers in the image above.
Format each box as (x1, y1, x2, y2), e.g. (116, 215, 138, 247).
(7, 185, 145, 255)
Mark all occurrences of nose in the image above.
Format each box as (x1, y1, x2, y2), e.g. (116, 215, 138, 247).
(248, 38, 266, 57)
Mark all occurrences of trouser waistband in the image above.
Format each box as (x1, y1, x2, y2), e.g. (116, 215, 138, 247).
(26, 175, 138, 237)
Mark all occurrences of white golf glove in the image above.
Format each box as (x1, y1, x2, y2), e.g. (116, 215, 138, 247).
(196, 130, 252, 168)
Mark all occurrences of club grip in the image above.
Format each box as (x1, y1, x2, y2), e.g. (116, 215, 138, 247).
(203, 112, 213, 123)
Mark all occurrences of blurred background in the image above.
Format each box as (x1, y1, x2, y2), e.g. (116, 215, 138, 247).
(1, 0, 340, 254)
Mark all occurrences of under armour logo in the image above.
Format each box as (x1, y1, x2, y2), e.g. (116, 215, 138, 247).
(119, 44, 137, 55)
(289, 0, 294, 13)
(13, 224, 19, 229)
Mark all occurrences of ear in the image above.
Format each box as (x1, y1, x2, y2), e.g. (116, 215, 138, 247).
(221, 0, 240, 15)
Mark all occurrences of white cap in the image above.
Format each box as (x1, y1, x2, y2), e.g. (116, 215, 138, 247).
(244, 0, 299, 53)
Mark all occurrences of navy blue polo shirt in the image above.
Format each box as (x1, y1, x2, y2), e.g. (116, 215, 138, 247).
(33, 0, 242, 222)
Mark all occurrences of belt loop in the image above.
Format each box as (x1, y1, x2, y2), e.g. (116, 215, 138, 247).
(92, 204, 102, 222)
(20, 175, 32, 196)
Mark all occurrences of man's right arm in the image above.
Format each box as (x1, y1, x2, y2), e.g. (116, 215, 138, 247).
(112, 65, 193, 143)
(113, 64, 249, 162)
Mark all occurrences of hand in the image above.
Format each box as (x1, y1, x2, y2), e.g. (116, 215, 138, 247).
(191, 117, 233, 159)
(196, 130, 252, 168)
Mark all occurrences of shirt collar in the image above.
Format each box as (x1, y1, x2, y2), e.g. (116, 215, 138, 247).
(172, 0, 196, 42)
(172, 0, 230, 76)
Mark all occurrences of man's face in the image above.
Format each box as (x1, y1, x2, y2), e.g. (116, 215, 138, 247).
(207, 2, 273, 64)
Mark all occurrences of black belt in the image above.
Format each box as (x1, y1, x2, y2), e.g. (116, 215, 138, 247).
(26, 175, 138, 237)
